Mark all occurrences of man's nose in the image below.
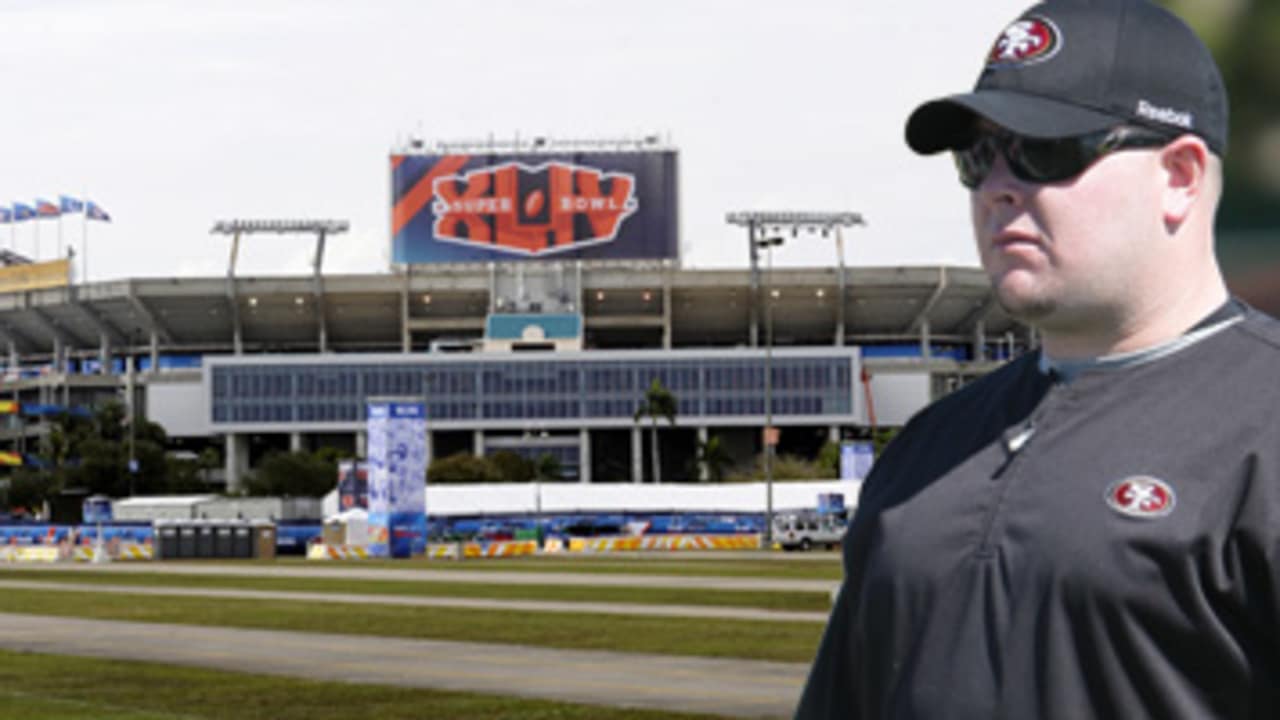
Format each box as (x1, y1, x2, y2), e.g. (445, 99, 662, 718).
(975, 154, 1025, 208)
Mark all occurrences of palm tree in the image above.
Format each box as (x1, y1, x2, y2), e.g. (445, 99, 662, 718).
(633, 377, 677, 484)
(694, 434, 733, 483)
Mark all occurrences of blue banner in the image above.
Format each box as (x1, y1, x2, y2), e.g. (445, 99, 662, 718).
(840, 441, 875, 481)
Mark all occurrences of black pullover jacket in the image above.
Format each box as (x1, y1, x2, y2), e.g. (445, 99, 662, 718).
(796, 303, 1280, 719)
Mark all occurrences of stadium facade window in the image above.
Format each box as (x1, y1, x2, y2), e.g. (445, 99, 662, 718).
(209, 351, 858, 428)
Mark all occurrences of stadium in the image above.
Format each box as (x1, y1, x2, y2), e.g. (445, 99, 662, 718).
(0, 138, 1028, 496)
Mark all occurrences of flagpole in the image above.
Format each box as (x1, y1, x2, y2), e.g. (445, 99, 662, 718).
(34, 215, 40, 261)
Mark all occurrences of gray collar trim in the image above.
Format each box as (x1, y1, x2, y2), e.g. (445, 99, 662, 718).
(1038, 315, 1245, 383)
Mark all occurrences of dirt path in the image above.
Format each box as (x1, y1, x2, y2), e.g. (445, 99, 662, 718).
(0, 612, 809, 719)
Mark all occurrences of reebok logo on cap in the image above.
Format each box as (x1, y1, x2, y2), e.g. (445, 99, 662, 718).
(1136, 100, 1194, 130)
(986, 16, 1061, 67)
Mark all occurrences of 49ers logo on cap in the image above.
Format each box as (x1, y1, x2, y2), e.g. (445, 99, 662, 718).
(1105, 476, 1176, 519)
(987, 16, 1062, 67)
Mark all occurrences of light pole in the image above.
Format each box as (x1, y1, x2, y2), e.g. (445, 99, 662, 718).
(726, 211, 867, 547)
(755, 234, 783, 545)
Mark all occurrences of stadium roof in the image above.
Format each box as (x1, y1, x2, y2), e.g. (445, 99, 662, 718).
(0, 263, 1016, 358)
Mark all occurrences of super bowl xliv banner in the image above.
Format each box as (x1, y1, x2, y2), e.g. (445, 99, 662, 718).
(366, 401, 428, 558)
(391, 151, 678, 263)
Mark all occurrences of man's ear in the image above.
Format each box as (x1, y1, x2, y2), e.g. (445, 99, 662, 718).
(1160, 136, 1210, 230)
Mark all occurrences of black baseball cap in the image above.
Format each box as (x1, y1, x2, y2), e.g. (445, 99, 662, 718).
(906, 0, 1228, 156)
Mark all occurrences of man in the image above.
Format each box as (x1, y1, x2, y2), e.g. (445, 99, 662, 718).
(796, 1, 1280, 718)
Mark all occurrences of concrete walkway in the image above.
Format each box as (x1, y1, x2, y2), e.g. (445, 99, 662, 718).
(0, 612, 809, 719)
(0, 578, 829, 624)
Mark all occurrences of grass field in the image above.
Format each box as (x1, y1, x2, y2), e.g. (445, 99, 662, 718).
(0, 648, 724, 720)
(0, 586, 823, 662)
(0, 567, 834, 611)
(0, 552, 834, 717)
(271, 553, 844, 580)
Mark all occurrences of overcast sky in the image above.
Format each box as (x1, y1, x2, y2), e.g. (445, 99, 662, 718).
(2, 0, 1030, 282)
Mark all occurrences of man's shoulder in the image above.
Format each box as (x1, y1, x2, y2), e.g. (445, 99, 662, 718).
(1235, 304, 1280, 352)
(899, 351, 1040, 432)
(934, 351, 1039, 412)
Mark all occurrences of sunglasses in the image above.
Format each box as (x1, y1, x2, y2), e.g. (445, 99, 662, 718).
(953, 125, 1175, 189)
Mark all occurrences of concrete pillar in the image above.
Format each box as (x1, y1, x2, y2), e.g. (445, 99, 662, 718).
(99, 333, 110, 376)
(829, 425, 840, 444)
(423, 430, 433, 467)
(124, 354, 135, 421)
(631, 426, 644, 483)
(224, 434, 250, 493)
(289, 432, 303, 452)
(661, 269, 673, 350)
(973, 320, 987, 362)
(355, 430, 367, 458)
(920, 319, 932, 360)
(473, 429, 484, 457)
(697, 426, 709, 482)
(150, 331, 159, 374)
(578, 428, 591, 484)
(400, 265, 411, 353)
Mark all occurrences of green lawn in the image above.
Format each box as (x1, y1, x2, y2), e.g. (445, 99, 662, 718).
(267, 553, 845, 580)
(0, 587, 824, 663)
(0, 648, 726, 720)
(0, 568, 833, 612)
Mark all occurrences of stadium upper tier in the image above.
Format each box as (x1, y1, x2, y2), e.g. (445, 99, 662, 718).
(0, 263, 1018, 361)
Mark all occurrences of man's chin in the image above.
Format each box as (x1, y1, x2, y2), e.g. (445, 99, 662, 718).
(994, 288, 1058, 324)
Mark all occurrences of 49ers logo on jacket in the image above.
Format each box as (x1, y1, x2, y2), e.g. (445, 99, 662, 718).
(987, 16, 1061, 67)
(1105, 476, 1176, 519)
(431, 162, 638, 257)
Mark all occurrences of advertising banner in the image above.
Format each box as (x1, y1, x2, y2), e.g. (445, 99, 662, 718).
(391, 151, 678, 263)
(0, 259, 70, 294)
(840, 441, 875, 481)
(336, 460, 368, 511)
(366, 400, 428, 558)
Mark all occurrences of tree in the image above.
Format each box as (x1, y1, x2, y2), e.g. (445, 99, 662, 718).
(815, 441, 841, 479)
(693, 434, 733, 483)
(244, 450, 336, 498)
(533, 452, 562, 482)
(633, 377, 677, 484)
(427, 452, 501, 484)
(197, 446, 221, 486)
(489, 450, 534, 483)
(5, 468, 52, 516)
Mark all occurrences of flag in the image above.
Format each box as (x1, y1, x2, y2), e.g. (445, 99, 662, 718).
(59, 195, 84, 213)
(86, 201, 111, 222)
(12, 203, 36, 222)
(0, 208, 10, 224)
(34, 198, 60, 218)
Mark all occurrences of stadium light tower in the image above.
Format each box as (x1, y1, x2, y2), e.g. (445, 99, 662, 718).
(725, 212, 866, 347)
(726, 211, 865, 545)
(210, 219, 350, 354)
